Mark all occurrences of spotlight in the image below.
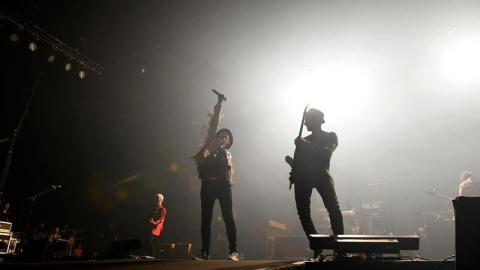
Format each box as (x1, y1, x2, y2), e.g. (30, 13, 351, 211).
(10, 33, 20, 42)
(47, 54, 56, 62)
(47, 48, 57, 62)
(65, 62, 72, 71)
(78, 70, 86, 79)
(28, 42, 37, 51)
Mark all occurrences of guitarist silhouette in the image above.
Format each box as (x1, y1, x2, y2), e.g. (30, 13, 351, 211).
(285, 107, 344, 261)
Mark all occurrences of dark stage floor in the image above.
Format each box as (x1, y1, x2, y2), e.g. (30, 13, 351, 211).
(0, 258, 303, 270)
(0, 257, 456, 270)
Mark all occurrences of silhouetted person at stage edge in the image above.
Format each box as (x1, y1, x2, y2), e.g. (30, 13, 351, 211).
(192, 92, 238, 261)
(0, 202, 10, 221)
(459, 171, 480, 197)
(285, 108, 344, 261)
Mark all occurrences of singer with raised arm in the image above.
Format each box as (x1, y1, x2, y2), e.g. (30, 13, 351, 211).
(192, 90, 238, 261)
(285, 108, 344, 261)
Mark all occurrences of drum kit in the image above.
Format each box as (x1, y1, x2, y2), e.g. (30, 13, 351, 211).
(359, 201, 390, 235)
(314, 200, 390, 235)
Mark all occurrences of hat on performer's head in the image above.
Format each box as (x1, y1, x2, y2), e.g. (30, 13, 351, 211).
(306, 108, 325, 124)
(216, 128, 233, 149)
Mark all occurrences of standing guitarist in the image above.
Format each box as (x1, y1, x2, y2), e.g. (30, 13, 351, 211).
(285, 108, 344, 261)
(146, 193, 166, 258)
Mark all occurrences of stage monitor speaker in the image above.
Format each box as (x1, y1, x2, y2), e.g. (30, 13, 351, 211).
(110, 239, 142, 258)
(454, 196, 480, 270)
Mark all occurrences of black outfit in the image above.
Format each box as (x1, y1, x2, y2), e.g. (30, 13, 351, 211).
(0, 208, 10, 222)
(194, 103, 237, 255)
(293, 131, 344, 246)
(461, 179, 480, 197)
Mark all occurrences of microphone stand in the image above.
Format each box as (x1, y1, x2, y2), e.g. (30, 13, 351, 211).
(0, 66, 45, 201)
(25, 186, 56, 232)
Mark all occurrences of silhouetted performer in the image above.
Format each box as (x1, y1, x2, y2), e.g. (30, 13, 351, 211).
(0, 202, 10, 221)
(285, 108, 344, 260)
(192, 91, 238, 261)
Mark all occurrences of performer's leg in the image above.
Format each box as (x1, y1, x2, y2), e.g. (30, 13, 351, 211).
(149, 233, 156, 258)
(218, 184, 237, 253)
(317, 177, 344, 235)
(200, 182, 216, 253)
(294, 183, 317, 238)
(142, 230, 153, 257)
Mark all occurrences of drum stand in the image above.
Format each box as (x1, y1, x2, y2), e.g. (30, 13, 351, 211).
(360, 183, 392, 235)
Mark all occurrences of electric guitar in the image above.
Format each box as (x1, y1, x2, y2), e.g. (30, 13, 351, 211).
(287, 103, 309, 190)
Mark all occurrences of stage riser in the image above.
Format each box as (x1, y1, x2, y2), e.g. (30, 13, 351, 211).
(309, 234, 419, 253)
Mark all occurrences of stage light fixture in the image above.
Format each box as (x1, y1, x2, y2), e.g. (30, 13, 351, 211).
(1, 6, 104, 76)
(10, 33, 19, 42)
(47, 48, 57, 62)
(65, 62, 72, 71)
(47, 54, 56, 62)
(78, 70, 86, 79)
(28, 41, 37, 51)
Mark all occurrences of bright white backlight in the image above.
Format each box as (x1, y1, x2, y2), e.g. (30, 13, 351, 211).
(441, 40, 480, 83)
(280, 63, 372, 121)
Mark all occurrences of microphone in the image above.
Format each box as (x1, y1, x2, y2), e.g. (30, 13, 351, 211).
(212, 89, 227, 101)
(52, 185, 62, 189)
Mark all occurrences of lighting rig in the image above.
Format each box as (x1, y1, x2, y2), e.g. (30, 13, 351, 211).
(0, 4, 104, 79)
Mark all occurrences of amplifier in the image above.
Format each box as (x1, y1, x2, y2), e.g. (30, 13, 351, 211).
(0, 221, 12, 233)
(0, 232, 12, 254)
(335, 239, 399, 253)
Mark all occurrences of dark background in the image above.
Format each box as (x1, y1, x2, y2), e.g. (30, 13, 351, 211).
(0, 0, 478, 258)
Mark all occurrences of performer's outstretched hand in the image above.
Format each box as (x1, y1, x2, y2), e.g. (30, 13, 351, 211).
(285, 155, 293, 167)
(217, 94, 225, 104)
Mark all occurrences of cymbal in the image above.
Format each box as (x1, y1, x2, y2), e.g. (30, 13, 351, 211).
(421, 210, 454, 215)
(361, 201, 387, 210)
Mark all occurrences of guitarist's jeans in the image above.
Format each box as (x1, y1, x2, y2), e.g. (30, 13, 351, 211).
(200, 179, 238, 254)
(295, 177, 344, 247)
(146, 233, 158, 258)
